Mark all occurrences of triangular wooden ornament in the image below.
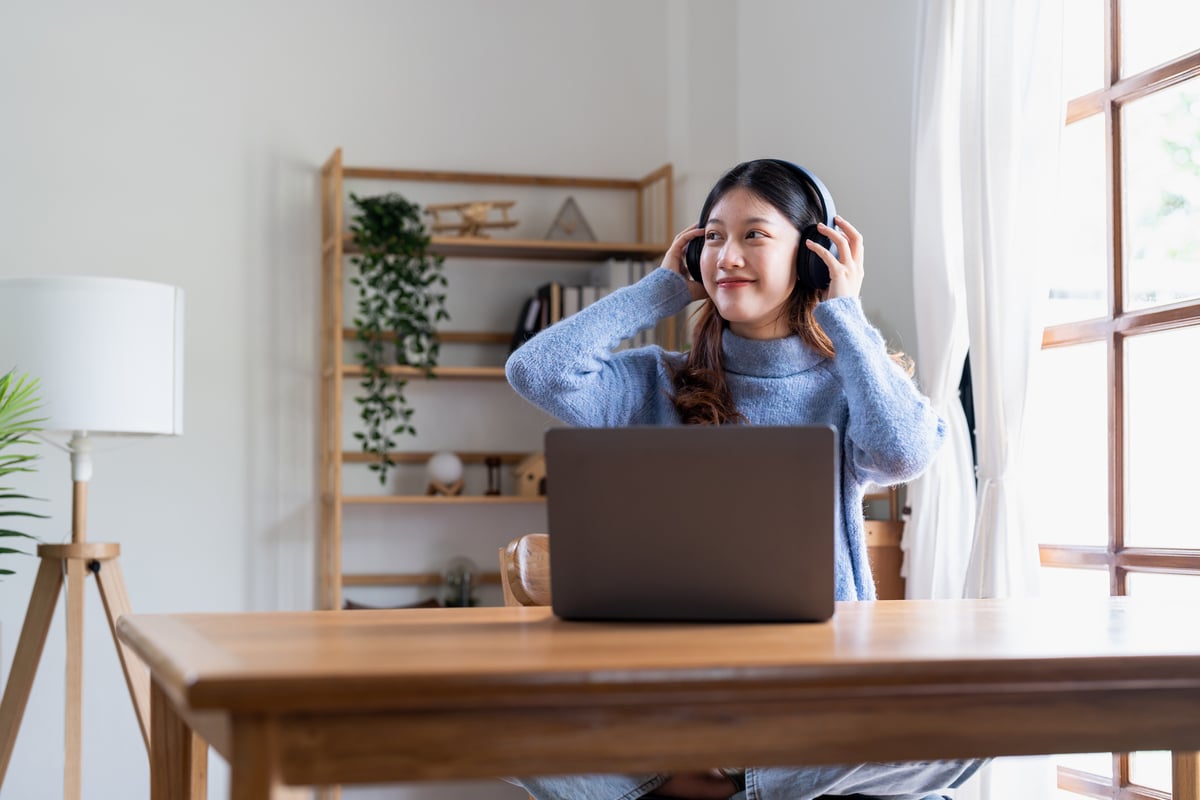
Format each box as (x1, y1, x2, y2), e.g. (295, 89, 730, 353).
(545, 196, 596, 242)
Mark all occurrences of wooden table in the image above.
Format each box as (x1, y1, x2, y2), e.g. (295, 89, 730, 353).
(115, 598, 1200, 800)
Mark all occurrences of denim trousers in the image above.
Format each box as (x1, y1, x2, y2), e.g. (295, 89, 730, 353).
(510, 758, 987, 800)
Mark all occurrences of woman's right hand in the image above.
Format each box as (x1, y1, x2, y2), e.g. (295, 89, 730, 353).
(660, 224, 709, 302)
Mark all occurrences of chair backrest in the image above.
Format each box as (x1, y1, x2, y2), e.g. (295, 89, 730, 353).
(499, 533, 551, 607)
(863, 486, 906, 600)
(500, 490, 907, 607)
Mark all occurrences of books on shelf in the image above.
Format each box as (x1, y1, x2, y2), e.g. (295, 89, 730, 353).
(562, 286, 581, 318)
(509, 295, 542, 352)
(536, 281, 562, 331)
(507, 259, 661, 353)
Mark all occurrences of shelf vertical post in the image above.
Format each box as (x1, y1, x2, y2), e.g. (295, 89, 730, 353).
(319, 148, 346, 611)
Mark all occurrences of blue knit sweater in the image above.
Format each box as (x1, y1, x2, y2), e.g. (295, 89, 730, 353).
(505, 268, 944, 601)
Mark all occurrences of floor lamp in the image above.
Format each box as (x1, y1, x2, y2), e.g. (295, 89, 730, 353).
(0, 276, 184, 799)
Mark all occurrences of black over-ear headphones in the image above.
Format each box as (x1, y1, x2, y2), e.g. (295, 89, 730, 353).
(684, 159, 838, 291)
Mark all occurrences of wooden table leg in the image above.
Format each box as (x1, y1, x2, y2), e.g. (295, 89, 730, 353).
(229, 716, 280, 800)
(1175, 752, 1199, 800)
(150, 680, 207, 800)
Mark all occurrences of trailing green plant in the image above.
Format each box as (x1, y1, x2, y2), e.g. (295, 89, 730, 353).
(349, 192, 449, 485)
(0, 369, 47, 578)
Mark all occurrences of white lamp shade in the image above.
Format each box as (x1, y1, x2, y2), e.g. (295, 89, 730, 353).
(0, 276, 184, 436)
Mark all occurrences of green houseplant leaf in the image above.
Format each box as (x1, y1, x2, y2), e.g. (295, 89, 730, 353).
(0, 369, 47, 577)
(349, 193, 449, 485)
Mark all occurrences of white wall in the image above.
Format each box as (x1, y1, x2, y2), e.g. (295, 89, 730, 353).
(735, 0, 923, 352)
(0, 2, 921, 798)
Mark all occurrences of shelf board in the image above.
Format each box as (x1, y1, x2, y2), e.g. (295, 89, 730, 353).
(343, 571, 503, 588)
(342, 495, 545, 505)
(342, 364, 506, 380)
(342, 165, 645, 189)
(342, 328, 509, 345)
(341, 161, 672, 190)
(340, 232, 667, 261)
(342, 451, 532, 465)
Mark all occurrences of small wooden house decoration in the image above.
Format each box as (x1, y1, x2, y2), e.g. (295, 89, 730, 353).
(514, 453, 547, 497)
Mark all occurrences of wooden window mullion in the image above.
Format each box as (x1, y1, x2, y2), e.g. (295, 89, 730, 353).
(1110, 329, 1125, 595)
(1033, 0, 1200, 793)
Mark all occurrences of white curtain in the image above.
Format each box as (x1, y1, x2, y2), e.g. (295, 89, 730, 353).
(908, 0, 1063, 604)
(957, 0, 1061, 600)
(909, 0, 1063, 797)
(905, 0, 976, 601)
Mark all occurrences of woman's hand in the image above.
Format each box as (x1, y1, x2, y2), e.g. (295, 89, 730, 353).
(659, 224, 709, 302)
(807, 215, 864, 301)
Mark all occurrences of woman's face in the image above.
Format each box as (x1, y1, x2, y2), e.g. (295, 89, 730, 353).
(699, 187, 800, 340)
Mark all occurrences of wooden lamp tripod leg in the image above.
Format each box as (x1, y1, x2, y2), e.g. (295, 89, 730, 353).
(65, 557, 85, 800)
(0, 473, 153, 796)
(94, 555, 151, 749)
(0, 556, 66, 789)
(0, 541, 146, 799)
(0, 459, 154, 798)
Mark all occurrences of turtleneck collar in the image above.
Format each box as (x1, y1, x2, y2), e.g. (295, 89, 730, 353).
(721, 327, 825, 378)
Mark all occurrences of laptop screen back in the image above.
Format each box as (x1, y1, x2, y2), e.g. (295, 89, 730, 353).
(545, 425, 838, 622)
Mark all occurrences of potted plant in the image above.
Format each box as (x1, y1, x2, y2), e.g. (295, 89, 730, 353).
(0, 369, 46, 578)
(349, 192, 449, 485)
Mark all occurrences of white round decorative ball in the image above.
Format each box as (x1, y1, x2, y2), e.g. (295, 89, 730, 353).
(427, 451, 464, 484)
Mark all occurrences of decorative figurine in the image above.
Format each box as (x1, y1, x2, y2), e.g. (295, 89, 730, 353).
(545, 196, 596, 241)
(423, 200, 518, 238)
(485, 455, 502, 496)
(425, 451, 465, 496)
(442, 556, 479, 607)
(513, 452, 547, 497)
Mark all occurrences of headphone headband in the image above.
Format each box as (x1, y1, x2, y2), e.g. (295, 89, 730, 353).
(685, 159, 837, 290)
(774, 160, 836, 233)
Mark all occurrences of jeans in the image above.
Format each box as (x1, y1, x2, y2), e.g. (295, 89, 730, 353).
(510, 758, 986, 800)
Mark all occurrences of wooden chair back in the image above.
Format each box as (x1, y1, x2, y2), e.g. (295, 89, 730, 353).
(863, 486, 906, 600)
(499, 533, 551, 607)
(499, 488, 906, 608)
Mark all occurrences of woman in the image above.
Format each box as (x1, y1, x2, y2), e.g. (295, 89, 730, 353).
(505, 159, 982, 800)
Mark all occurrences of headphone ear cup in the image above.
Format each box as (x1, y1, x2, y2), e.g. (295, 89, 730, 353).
(685, 234, 704, 282)
(799, 224, 833, 291)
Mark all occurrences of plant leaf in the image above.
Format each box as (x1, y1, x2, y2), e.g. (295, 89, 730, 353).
(0, 370, 45, 578)
(347, 193, 450, 486)
(0, 529, 39, 539)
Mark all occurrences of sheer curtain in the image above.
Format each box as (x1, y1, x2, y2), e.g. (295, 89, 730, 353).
(908, 0, 1063, 797)
(956, 0, 1062, 602)
(905, 0, 975, 600)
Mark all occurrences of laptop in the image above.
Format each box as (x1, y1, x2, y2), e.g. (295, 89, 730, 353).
(544, 425, 838, 623)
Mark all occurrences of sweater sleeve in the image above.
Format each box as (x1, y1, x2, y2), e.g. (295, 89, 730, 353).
(505, 268, 693, 427)
(814, 296, 945, 486)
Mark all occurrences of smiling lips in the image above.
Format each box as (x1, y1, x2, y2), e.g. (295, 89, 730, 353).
(716, 277, 755, 289)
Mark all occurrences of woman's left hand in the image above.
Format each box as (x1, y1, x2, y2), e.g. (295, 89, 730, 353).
(807, 215, 864, 301)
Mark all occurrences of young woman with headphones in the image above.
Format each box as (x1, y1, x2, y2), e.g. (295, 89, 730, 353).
(505, 159, 983, 800)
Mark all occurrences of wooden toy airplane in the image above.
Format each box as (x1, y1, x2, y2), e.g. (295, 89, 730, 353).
(423, 200, 518, 238)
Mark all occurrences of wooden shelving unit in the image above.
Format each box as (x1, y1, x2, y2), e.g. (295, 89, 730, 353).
(342, 232, 669, 261)
(318, 148, 674, 610)
(340, 364, 507, 380)
(340, 495, 546, 506)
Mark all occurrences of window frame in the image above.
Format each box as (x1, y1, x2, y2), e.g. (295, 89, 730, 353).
(1039, 2, 1200, 797)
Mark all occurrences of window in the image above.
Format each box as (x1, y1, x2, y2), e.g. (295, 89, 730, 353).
(1031, 1, 1200, 797)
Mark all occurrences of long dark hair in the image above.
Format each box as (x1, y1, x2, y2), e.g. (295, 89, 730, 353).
(671, 160, 835, 425)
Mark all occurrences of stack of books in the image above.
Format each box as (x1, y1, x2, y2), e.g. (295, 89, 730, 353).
(509, 259, 659, 352)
